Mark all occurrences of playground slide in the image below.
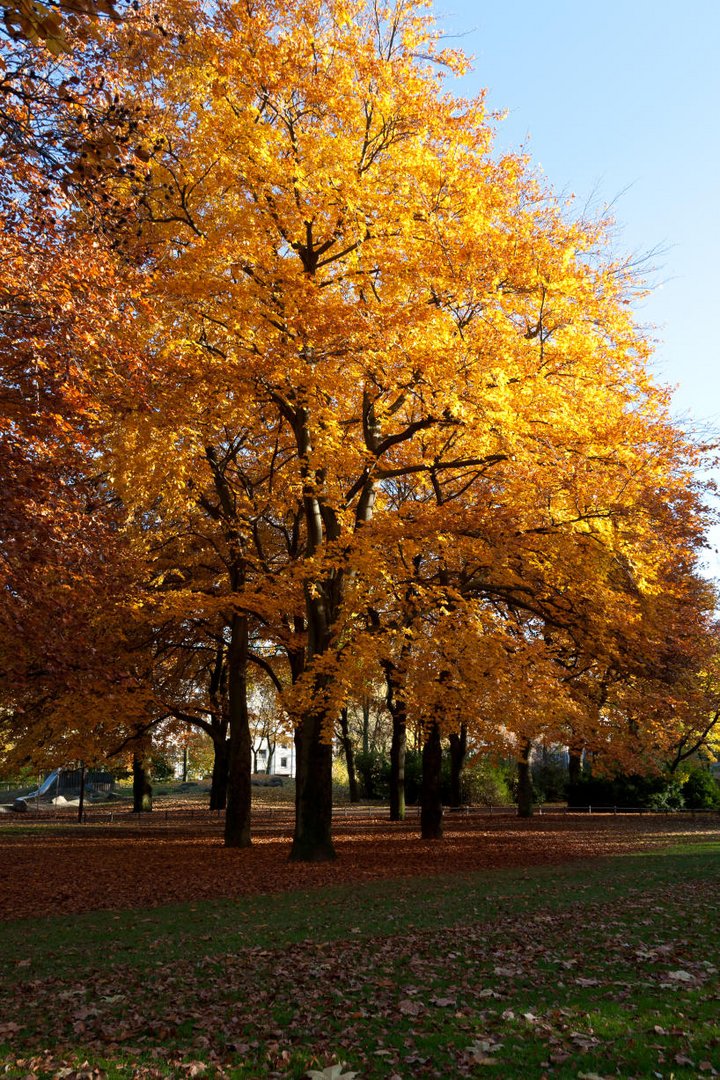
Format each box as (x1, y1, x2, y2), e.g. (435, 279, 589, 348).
(17, 770, 60, 803)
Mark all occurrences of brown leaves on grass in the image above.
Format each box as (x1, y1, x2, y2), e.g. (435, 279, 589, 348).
(1, 876, 718, 1079)
(0, 813, 714, 921)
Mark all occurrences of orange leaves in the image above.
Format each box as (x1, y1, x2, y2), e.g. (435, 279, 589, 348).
(2, 0, 717, 792)
(0, 0, 119, 52)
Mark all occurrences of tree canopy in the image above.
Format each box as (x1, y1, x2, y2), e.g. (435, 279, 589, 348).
(1, 0, 718, 859)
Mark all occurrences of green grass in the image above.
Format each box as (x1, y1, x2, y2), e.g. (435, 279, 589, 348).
(1, 839, 719, 1078)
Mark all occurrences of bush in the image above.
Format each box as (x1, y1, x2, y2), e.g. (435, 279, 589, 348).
(331, 757, 350, 801)
(151, 753, 175, 782)
(567, 772, 684, 810)
(646, 780, 684, 811)
(355, 750, 390, 800)
(402, 749, 458, 805)
(531, 759, 568, 804)
(682, 768, 720, 810)
(461, 758, 513, 806)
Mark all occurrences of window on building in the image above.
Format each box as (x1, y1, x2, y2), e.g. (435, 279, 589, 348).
(280, 756, 288, 769)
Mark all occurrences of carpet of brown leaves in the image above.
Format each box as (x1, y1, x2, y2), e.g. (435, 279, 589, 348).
(1, 810, 717, 920)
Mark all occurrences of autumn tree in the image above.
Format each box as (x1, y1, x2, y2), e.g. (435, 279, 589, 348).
(12, 0, 714, 863)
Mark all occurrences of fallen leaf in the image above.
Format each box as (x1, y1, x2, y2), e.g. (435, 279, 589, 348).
(306, 1065, 358, 1080)
(398, 999, 423, 1016)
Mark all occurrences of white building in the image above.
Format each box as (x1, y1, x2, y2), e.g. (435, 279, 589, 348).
(254, 738, 296, 777)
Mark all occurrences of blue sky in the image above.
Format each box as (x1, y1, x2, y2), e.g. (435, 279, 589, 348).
(433, 0, 720, 567)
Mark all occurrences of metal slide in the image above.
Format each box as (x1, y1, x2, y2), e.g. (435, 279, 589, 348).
(15, 770, 60, 807)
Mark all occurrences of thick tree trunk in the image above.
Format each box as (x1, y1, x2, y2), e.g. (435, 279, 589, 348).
(209, 735, 229, 811)
(224, 612, 252, 848)
(290, 709, 335, 861)
(339, 708, 360, 803)
(289, 546, 337, 860)
(389, 710, 407, 821)
(568, 746, 583, 787)
(132, 751, 153, 813)
(448, 723, 468, 808)
(421, 721, 443, 839)
(517, 740, 533, 818)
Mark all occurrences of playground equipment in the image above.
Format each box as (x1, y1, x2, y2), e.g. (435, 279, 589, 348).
(13, 770, 60, 810)
(12, 768, 114, 811)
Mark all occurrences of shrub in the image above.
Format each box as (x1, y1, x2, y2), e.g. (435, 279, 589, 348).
(461, 758, 514, 806)
(151, 753, 175, 782)
(682, 768, 720, 810)
(403, 750, 453, 805)
(647, 780, 684, 811)
(531, 759, 568, 803)
(355, 750, 390, 800)
(567, 772, 684, 810)
(331, 757, 350, 801)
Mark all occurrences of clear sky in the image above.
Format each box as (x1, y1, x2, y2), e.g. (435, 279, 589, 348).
(433, 0, 720, 568)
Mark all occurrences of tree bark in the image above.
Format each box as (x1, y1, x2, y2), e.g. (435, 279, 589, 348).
(287, 388, 374, 859)
(287, 395, 340, 862)
(384, 661, 408, 821)
(290, 708, 335, 860)
(517, 740, 533, 818)
(389, 710, 407, 821)
(209, 735, 229, 811)
(361, 697, 370, 756)
(421, 721, 443, 839)
(568, 746, 583, 787)
(338, 708, 360, 803)
(224, 612, 252, 848)
(132, 751, 153, 813)
(448, 723, 468, 808)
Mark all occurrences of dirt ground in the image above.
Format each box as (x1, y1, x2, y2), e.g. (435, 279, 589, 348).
(1, 811, 717, 921)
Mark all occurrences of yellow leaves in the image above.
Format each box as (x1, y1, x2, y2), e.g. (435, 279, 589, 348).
(0, 0, 69, 53)
(5, 0, 708, 783)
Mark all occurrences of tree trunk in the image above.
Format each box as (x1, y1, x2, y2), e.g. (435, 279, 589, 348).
(290, 708, 335, 861)
(384, 660, 408, 822)
(289, 532, 337, 861)
(568, 746, 583, 787)
(339, 708, 360, 803)
(517, 740, 533, 818)
(224, 612, 252, 848)
(132, 751, 153, 813)
(361, 698, 370, 756)
(209, 735, 229, 811)
(421, 721, 443, 839)
(389, 710, 407, 821)
(448, 723, 468, 808)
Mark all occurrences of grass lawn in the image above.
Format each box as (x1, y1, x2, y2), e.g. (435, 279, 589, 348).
(1, 835, 719, 1078)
